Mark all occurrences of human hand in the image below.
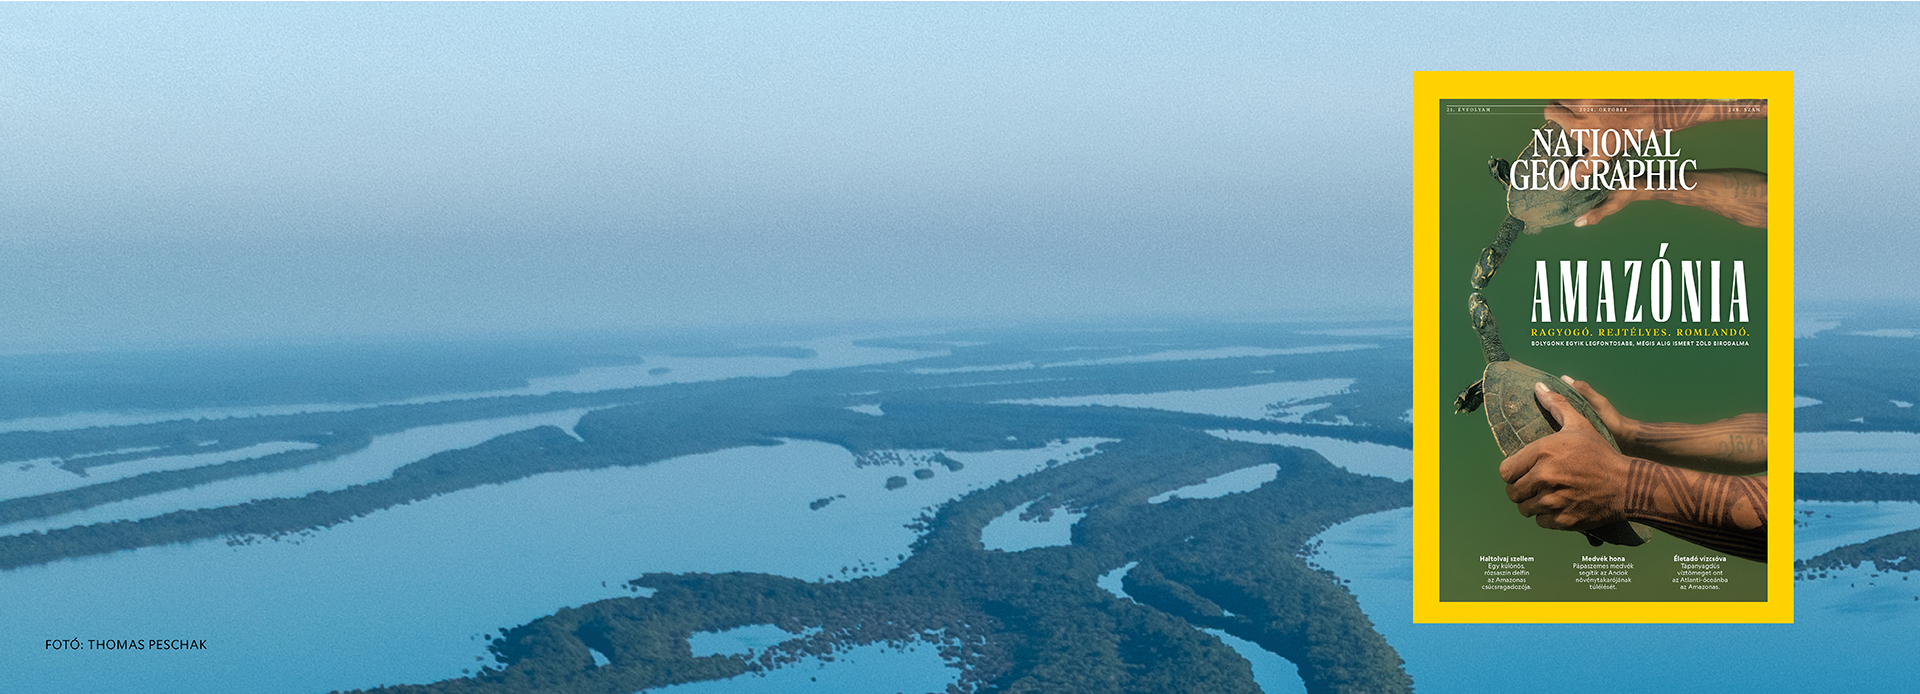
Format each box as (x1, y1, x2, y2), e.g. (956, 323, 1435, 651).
(1570, 187, 1648, 227)
(1544, 100, 1659, 226)
(1569, 169, 1766, 230)
(1555, 375, 1641, 444)
(1497, 382, 1631, 531)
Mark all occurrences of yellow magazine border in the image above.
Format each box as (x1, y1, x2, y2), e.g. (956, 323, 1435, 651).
(1412, 71, 1794, 624)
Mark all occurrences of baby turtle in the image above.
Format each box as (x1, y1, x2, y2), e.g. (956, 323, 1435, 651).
(1471, 120, 1615, 289)
(1456, 293, 1653, 548)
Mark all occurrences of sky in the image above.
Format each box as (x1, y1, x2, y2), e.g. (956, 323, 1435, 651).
(2, 3, 1916, 353)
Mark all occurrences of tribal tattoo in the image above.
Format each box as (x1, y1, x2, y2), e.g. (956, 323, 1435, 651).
(1623, 458, 1768, 563)
(1627, 413, 1768, 475)
(1648, 99, 1769, 131)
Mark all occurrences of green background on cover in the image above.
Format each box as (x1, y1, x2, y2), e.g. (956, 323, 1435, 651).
(1437, 99, 1770, 602)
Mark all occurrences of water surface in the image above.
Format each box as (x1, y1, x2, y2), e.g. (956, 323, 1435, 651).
(1146, 464, 1280, 504)
(0, 409, 597, 535)
(1798, 431, 1920, 473)
(980, 500, 1085, 551)
(1200, 628, 1306, 694)
(1310, 506, 1920, 693)
(1001, 379, 1353, 422)
(0, 441, 316, 502)
(1206, 430, 1410, 481)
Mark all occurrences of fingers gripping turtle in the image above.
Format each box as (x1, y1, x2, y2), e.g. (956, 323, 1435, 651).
(1453, 297, 1653, 547)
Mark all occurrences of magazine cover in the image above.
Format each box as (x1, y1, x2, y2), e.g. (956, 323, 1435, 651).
(1413, 72, 1795, 622)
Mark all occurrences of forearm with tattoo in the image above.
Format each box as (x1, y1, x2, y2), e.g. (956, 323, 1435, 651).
(1622, 413, 1767, 475)
(1623, 458, 1767, 563)
(1646, 99, 1769, 131)
(1661, 169, 1767, 228)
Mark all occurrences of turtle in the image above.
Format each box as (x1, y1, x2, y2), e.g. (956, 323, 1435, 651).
(1454, 292, 1653, 548)
(1470, 120, 1617, 290)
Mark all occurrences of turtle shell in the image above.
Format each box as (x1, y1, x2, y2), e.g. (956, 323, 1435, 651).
(1481, 358, 1653, 547)
(1502, 121, 1611, 231)
(1483, 359, 1616, 456)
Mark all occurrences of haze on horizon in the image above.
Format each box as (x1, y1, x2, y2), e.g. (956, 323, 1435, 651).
(3, 4, 1915, 354)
